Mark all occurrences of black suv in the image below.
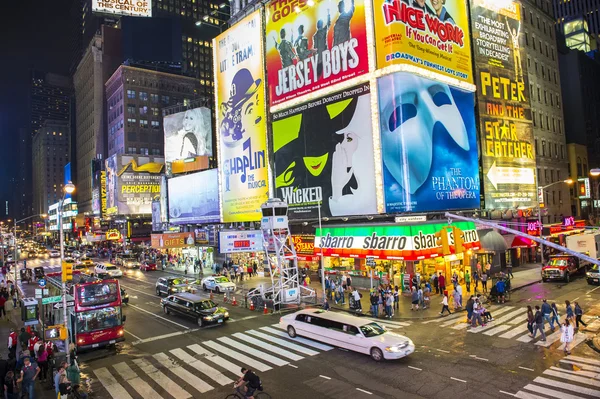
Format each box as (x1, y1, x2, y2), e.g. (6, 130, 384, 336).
(161, 293, 229, 327)
(155, 277, 189, 296)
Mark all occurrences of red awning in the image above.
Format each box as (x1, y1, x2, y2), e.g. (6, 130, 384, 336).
(511, 236, 536, 248)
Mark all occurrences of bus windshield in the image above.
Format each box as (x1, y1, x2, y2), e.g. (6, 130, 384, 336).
(76, 282, 119, 307)
(76, 307, 122, 333)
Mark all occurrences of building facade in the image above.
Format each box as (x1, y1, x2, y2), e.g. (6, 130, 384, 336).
(553, 0, 600, 37)
(104, 65, 202, 157)
(31, 120, 71, 215)
(522, 0, 571, 223)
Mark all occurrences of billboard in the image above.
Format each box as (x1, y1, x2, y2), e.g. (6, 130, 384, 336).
(265, 0, 370, 107)
(214, 11, 269, 223)
(219, 230, 263, 253)
(168, 169, 220, 224)
(105, 154, 165, 215)
(373, 0, 473, 86)
(272, 83, 377, 219)
(64, 163, 72, 199)
(470, 1, 536, 209)
(378, 72, 480, 213)
(164, 107, 213, 171)
(92, 0, 152, 17)
(151, 232, 196, 249)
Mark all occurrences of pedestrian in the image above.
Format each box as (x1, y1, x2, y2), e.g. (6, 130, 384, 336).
(473, 270, 479, 291)
(370, 291, 378, 317)
(18, 328, 30, 355)
(438, 272, 446, 294)
(451, 272, 458, 289)
(466, 296, 474, 323)
(550, 302, 560, 327)
(385, 292, 394, 318)
(351, 288, 362, 312)
(417, 285, 424, 309)
(346, 274, 352, 291)
(432, 274, 439, 294)
(4, 370, 17, 399)
(422, 284, 430, 309)
(54, 361, 67, 398)
(393, 286, 400, 310)
(481, 305, 494, 322)
(485, 262, 491, 275)
(560, 319, 575, 355)
(440, 293, 451, 315)
(471, 297, 484, 327)
(506, 262, 514, 278)
(18, 356, 39, 399)
(456, 284, 463, 307)
(565, 300, 575, 323)
(36, 344, 48, 382)
(337, 283, 345, 305)
(330, 279, 336, 301)
(7, 328, 17, 359)
(476, 261, 482, 276)
(453, 286, 461, 310)
(526, 305, 534, 335)
(541, 299, 555, 331)
(530, 305, 546, 341)
(574, 301, 587, 330)
(410, 287, 419, 311)
(495, 278, 506, 304)
(4, 292, 14, 324)
(465, 270, 471, 293)
(378, 290, 384, 315)
(481, 272, 488, 293)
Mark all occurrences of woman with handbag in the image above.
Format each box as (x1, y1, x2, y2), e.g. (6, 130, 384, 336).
(560, 319, 575, 355)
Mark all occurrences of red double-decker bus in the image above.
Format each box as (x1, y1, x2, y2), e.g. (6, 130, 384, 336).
(47, 272, 125, 350)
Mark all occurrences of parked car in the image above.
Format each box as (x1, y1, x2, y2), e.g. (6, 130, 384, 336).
(155, 277, 190, 296)
(139, 261, 157, 272)
(161, 294, 229, 327)
(586, 264, 600, 285)
(94, 263, 123, 278)
(279, 309, 415, 361)
(200, 276, 236, 294)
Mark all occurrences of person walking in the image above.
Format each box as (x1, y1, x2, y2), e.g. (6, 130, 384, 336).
(526, 305, 535, 335)
(465, 270, 471, 293)
(410, 287, 419, 311)
(466, 296, 474, 324)
(432, 274, 439, 294)
(530, 305, 547, 341)
(485, 262, 491, 275)
(452, 286, 461, 310)
(423, 283, 430, 309)
(574, 302, 587, 331)
(5, 294, 14, 324)
(495, 278, 506, 304)
(370, 291, 378, 317)
(393, 286, 400, 310)
(565, 300, 575, 323)
(417, 285, 424, 310)
(471, 297, 485, 327)
(550, 302, 560, 327)
(440, 293, 451, 316)
(337, 283, 345, 305)
(506, 262, 514, 278)
(385, 292, 394, 318)
(18, 328, 30, 356)
(7, 328, 17, 359)
(541, 299, 555, 331)
(560, 319, 575, 355)
(438, 272, 446, 295)
(18, 356, 40, 399)
(36, 344, 48, 383)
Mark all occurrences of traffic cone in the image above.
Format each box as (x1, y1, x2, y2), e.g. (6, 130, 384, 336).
(249, 300, 255, 311)
(223, 292, 228, 303)
(231, 296, 238, 306)
(263, 303, 268, 315)
(210, 291, 214, 300)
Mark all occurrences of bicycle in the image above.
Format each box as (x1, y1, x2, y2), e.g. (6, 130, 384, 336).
(226, 386, 272, 399)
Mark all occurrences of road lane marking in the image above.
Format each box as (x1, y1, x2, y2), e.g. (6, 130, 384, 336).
(560, 360, 600, 372)
(319, 375, 331, 380)
(120, 284, 161, 297)
(124, 330, 142, 341)
(566, 355, 600, 366)
(232, 333, 304, 361)
(169, 348, 233, 386)
(187, 344, 241, 377)
(407, 366, 422, 371)
(499, 324, 530, 339)
(586, 285, 600, 294)
(128, 304, 190, 329)
(534, 376, 600, 396)
(518, 366, 535, 372)
(549, 366, 600, 380)
(450, 377, 466, 383)
(356, 388, 373, 395)
(542, 368, 600, 386)
(153, 353, 214, 393)
(287, 364, 298, 368)
(93, 367, 134, 399)
(133, 358, 192, 398)
(245, 330, 319, 356)
(522, 383, 587, 399)
(131, 329, 200, 345)
(217, 337, 289, 366)
(113, 362, 162, 399)
(499, 390, 516, 397)
(203, 340, 273, 372)
(515, 390, 545, 399)
(436, 349, 450, 353)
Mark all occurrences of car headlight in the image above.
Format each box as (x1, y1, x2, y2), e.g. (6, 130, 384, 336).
(204, 316, 213, 320)
(385, 342, 410, 352)
(587, 272, 591, 277)
(224, 311, 229, 317)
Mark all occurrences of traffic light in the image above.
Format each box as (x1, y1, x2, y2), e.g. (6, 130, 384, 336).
(434, 228, 450, 255)
(62, 261, 72, 282)
(44, 325, 67, 341)
(451, 226, 465, 253)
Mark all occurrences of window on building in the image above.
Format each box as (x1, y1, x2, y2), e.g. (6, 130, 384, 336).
(139, 92, 148, 101)
(128, 147, 137, 154)
(552, 191, 556, 205)
(525, 32, 529, 45)
(151, 107, 159, 116)
(550, 169, 554, 182)
(162, 96, 170, 104)
(139, 106, 148, 115)
(537, 168, 541, 184)
(151, 121, 160, 129)
(558, 190, 562, 204)
(127, 90, 136, 99)
(150, 94, 159, 103)
(533, 36, 536, 50)
(533, 112, 537, 127)
(139, 119, 148, 128)
(539, 40, 543, 54)
(544, 90, 547, 104)
(542, 65, 545, 78)
(127, 105, 135, 114)
(535, 139, 538, 154)
(140, 148, 149, 155)
(128, 132, 137, 142)
(546, 115, 549, 130)
(537, 87, 541, 101)
(544, 169, 549, 183)
(151, 148, 161, 155)
(535, 61, 538, 73)
(127, 118, 136, 126)
(542, 141, 546, 156)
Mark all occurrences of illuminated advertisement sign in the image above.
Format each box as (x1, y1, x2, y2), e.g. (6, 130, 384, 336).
(578, 178, 590, 199)
(219, 230, 264, 253)
(373, 0, 473, 87)
(214, 11, 269, 222)
(272, 83, 377, 219)
(151, 232, 196, 249)
(265, 0, 369, 107)
(471, 0, 537, 210)
(292, 234, 316, 255)
(378, 72, 480, 213)
(168, 169, 220, 224)
(92, 0, 152, 17)
(164, 107, 212, 175)
(105, 154, 164, 215)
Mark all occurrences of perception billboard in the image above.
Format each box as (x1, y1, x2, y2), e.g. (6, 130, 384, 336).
(378, 72, 480, 213)
(164, 107, 213, 168)
(272, 83, 377, 219)
(92, 0, 152, 17)
(470, 0, 536, 209)
(372, 0, 473, 86)
(265, 0, 370, 107)
(168, 169, 220, 224)
(105, 154, 165, 215)
(214, 11, 269, 223)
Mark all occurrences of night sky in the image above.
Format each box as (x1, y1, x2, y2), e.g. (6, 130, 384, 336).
(0, 0, 74, 216)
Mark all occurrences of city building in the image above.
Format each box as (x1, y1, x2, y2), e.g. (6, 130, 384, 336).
(104, 65, 202, 157)
(73, 26, 123, 214)
(553, 0, 600, 37)
(29, 70, 72, 138)
(16, 127, 31, 220)
(522, 0, 571, 223)
(47, 197, 79, 243)
(31, 120, 71, 215)
(567, 143, 591, 218)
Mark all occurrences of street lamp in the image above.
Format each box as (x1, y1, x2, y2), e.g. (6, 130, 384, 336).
(538, 179, 574, 265)
(60, 181, 75, 364)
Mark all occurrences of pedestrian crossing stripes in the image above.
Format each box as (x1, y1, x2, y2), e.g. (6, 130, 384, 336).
(92, 323, 346, 399)
(515, 355, 600, 399)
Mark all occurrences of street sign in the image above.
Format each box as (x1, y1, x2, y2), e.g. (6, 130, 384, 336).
(38, 278, 46, 288)
(52, 301, 74, 310)
(366, 256, 376, 267)
(43, 289, 49, 295)
(42, 296, 62, 305)
(34, 289, 42, 299)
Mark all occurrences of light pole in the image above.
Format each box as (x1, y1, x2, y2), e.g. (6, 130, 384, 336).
(538, 179, 574, 265)
(317, 201, 326, 304)
(14, 215, 45, 297)
(60, 182, 75, 363)
(590, 169, 600, 222)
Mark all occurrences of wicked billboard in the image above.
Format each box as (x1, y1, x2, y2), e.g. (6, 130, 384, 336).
(470, 0, 537, 209)
(272, 83, 377, 219)
(265, 0, 370, 107)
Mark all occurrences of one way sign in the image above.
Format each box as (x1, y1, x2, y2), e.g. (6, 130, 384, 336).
(53, 301, 74, 310)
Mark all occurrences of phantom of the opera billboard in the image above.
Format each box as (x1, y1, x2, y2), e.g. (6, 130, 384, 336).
(163, 107, 213, 170)
(470, 0, 537, 209)
(168, 169, 220, 224)
(214, 11, 270, 222)
(265, 0, 370, 107)
(92, 0, 152, 17)
(372, 0, 473, 86)
(272, 83, 377, 219)
(105, 154, 164, 215)
(378, 72, 480, 213)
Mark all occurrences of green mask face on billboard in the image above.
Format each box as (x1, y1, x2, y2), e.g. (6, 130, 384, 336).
(302, 153, 329, 177)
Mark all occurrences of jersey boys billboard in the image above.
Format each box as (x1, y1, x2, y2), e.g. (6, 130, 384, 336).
(373, 0, 473, 86)
(265, 0, 369, 107)
(272, 83, 377, 219)
(214, 11, 270, 223)
(378, 72, 480, 213)
(470, 0, 537, 209)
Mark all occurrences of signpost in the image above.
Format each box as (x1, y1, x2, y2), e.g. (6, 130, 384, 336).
(38, 278, 46, 288)
(366, 256, 376, 289)
(53, 301, 74, 310)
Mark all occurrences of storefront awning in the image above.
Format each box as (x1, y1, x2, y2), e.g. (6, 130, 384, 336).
(314, 221, 480, 261)
(504, 234, 536, 248)
(478, 229, 508, 253)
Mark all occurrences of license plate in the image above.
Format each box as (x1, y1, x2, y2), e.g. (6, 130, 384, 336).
(92, 343, 99, 348)
(218, 319, 223, 323)
(109, 340, 116, 344)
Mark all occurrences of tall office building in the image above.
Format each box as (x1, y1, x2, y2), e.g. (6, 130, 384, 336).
(32, 121, 71, 215)
(522, 0, 571, 223)
(17, 128, 31, 220)
(554, 0, 600, 36)
(29, 71, 72, 138)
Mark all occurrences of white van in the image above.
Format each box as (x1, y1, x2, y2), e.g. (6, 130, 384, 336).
(279, 309, 414, 361)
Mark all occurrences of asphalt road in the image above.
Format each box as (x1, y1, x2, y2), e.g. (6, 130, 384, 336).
(18, 257, 600, 399)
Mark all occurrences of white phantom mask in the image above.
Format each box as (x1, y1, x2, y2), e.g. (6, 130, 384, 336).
(379, 73, 469, 194)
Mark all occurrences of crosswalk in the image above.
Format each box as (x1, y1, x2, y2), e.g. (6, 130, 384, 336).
(515, 355, 600, 399)
(91, 317, 410, 398)
(420, 305, 592, 351)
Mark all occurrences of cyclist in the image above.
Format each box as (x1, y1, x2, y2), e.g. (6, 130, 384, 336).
(234, 367, 261, 398)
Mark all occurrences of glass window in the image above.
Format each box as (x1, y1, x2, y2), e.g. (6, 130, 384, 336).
(151, 121, 160, 129)
(139, 92, 148, 101)
(151, 108, 160, 116)
(139, 106, 148, 115)
(76, 282, 119, 307)
(127, 90, 136, 99)
(196, 300, 217, 310)
(162, 95, 170, 104)
(127, 105, 135, 114)
(360, 323, 386, 337)
(140, 120, 148, 128)
(150, 94, 159, 103)
(76, 307, 122, 334)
